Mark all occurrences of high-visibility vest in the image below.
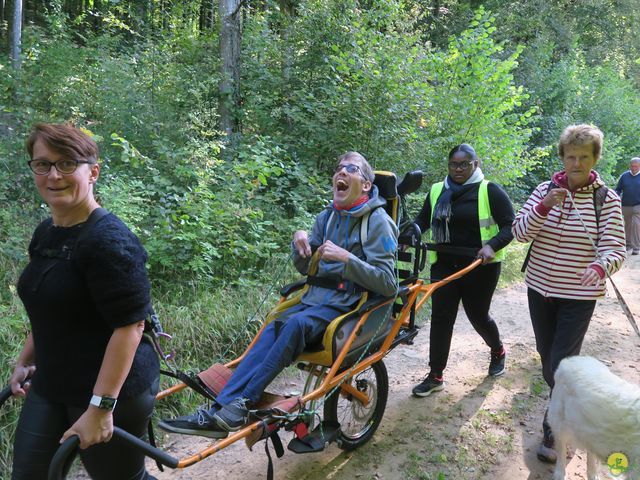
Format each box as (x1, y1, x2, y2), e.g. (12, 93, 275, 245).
(428, 179, 505, 264)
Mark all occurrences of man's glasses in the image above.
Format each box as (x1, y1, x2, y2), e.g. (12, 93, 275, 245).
(448, 160, 474, 170)
(28, 159, 93, 175)
(334, 163, 363, 175)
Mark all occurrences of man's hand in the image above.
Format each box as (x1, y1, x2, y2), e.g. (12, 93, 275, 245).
(477, 245, 496, 265)
(9, 364, 35, 397)
(60, 407, 114, 449)
(542, 187, 568, 208)
(318, 240, 350, 263)
(580, 267, 601, 286)
(293, 230, 312, 258)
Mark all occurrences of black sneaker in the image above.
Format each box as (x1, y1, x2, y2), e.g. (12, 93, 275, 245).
(412, 374, 444, 397)
(488, 347, 506, 376)
(213, 397, 250, 431)
(158, 408, 228, 439)
(633, 249, 639, 255)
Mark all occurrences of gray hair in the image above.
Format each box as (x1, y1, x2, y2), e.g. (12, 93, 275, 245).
(337, 151, 375, 182)
(631, 157, 640, 164)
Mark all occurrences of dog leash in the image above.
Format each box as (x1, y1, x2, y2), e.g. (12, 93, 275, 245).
(566, 194, 640, 338)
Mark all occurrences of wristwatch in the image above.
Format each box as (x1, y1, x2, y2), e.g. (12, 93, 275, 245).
(89, 394, 118, 411)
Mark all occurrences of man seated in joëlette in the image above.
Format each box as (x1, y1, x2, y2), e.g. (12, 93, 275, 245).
(159, 151, 399, 438)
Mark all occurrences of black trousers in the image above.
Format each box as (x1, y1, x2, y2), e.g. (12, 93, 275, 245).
(428, 260, 503, 376)
(12, 377, 159, 480)
(527, 288, 596, 389)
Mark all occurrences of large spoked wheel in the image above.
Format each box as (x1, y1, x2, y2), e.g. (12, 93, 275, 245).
(323, 359, 388, 451)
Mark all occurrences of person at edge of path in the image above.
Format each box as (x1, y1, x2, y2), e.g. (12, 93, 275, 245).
(10, 123, 160, 480)
(158, 151, 399, 438)
(411, 143, 515, 398)
(512, 124, 626, 464)
(615, 156, 640, 255)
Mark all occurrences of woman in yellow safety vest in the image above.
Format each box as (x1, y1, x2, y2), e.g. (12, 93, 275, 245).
(411, 143, 515, 397)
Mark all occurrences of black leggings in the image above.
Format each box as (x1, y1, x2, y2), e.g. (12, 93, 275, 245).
(12, 377, 159, 480)
(429, 260, 503, 376)
(527, 288, 596, 389)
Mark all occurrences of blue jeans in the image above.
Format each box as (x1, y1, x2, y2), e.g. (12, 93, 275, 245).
(216, 303, 349, 405)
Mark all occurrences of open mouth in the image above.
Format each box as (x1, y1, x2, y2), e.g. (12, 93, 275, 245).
(336, 179, 349, 192)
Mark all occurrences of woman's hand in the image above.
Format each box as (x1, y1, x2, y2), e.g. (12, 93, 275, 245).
(580, 267, 602, 286)
(293, 230, 312, 258)
(61, 407, 114, 449)
(476, 245, 496, 264)
(9, 364, 36, 397)
(542, 188, 568, 208)
(318, 240, 350, 263)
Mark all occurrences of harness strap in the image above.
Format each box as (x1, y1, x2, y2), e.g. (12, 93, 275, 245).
(264, 426, 285, 480)
(306, 275, 363, 293)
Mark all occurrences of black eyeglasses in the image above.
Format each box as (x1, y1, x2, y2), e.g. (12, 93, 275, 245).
(334, 164, 363, 175)
(448, 160, 474, 170)
(28, 159, 93, 175)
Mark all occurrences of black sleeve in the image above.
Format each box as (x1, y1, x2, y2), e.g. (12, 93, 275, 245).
(486, 182, 515, 253)
(77, 215, 151, 329)
(414, 191, 432, 233)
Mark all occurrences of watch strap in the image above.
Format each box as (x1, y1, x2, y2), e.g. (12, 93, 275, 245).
(90, 394, 117, 411)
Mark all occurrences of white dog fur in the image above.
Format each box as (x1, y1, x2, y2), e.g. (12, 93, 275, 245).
(548, 355, 640, 480)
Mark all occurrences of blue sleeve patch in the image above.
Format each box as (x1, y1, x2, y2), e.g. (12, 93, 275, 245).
(382, 236, 397, 253)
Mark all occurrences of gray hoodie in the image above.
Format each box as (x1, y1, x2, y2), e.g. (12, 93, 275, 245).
(292, 185, 399, 308)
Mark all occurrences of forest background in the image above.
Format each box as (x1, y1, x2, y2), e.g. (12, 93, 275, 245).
(0, 0, 639, 475)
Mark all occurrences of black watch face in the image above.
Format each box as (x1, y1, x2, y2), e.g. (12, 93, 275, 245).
(100, 397, 117, 410)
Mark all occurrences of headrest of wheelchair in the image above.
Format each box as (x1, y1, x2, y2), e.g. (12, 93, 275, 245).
(373, 171, 398, 200)
(397, 170, 423, 196)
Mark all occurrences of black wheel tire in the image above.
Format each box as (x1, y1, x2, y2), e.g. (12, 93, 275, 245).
(323, 359, 389, 451)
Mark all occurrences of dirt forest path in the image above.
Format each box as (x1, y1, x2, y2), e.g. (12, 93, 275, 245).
(134, 255, 638, 480)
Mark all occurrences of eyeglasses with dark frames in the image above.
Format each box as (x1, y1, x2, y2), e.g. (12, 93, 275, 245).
(28, 159, 94, 175)
(447, 160, 474, 170)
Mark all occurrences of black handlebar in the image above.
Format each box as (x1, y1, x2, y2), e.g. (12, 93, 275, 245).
(0, 384, 12, 407)
(47, 426, 179, 480)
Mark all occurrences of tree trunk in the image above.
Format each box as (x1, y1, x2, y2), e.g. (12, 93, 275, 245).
(218, 0, 241, 140)
(9, 0, 21, 69)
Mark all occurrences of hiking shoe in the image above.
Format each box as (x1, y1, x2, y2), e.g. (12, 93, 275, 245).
(537, 438, 557, 463)
(158, 408, 228, 439)
(488, 347, 506, 377)
(213, 397, 250, 431)
(412, 374, 444, 397)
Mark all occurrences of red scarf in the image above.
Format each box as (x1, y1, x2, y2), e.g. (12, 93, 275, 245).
(333, 195, 369, 211)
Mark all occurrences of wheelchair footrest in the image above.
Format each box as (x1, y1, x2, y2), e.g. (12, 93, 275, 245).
(287, 420, 341, 454)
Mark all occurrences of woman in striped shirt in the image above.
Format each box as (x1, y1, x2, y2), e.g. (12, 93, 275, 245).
(512, 124, 626, 464)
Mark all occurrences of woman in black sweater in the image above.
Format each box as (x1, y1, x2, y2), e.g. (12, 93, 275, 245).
(412, 144, 515, 397)
(9, 123, 159, 479)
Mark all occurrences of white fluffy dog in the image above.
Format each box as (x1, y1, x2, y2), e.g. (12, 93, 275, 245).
(548, 356, 640, 480)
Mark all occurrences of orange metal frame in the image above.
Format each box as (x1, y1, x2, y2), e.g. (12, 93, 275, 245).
(155, 258, 482, 468)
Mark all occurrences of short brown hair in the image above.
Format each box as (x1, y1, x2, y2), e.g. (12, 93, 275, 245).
(26, 123, 99, 162)
(558, 124, 604, 160)
(337, 151, 375, 182)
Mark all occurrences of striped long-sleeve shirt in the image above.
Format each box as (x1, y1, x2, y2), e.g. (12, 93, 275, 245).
(512, 173, 626, 300)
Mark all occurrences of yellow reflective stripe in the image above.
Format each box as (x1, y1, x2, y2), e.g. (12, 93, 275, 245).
(428, 183, 444, 264)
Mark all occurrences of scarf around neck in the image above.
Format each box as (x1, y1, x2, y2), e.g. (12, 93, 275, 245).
(431, 167, 485, 243)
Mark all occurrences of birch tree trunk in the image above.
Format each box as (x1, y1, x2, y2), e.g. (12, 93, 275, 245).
(9, 0, 22, 69)
(218, 0, 241, 140)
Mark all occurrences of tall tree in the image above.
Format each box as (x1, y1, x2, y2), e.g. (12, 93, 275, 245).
(218, 0, 241, 139)
(9, 0, 21, 69)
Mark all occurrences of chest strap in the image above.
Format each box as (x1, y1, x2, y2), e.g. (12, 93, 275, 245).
(306, 275, 362, 293)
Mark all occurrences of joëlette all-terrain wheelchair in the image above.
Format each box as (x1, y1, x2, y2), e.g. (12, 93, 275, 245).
(1, 170, 481, 480)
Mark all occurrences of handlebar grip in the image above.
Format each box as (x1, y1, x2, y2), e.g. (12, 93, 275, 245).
(47, 435, 79, 480)
(0, 385, 12, 407)
(47, 427, 179, 480)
